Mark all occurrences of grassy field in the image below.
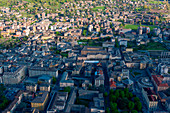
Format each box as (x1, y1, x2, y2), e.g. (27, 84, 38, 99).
(21, 12, 34, 18)
(145, 42, 167, 50)
(92, 6, 105, 11)
(124, 24, 157, 31)
(148, 1, 164, 4)
(128, 41, 167, 51)
(135, 7, 142, 11)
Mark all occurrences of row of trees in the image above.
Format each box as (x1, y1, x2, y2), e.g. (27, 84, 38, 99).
(0, 34, 3, 39)
(105, 88, 142, 113)
(52, 76, 57, 84)
(0, 84, 10, 110)
(63, 86, 71, 93)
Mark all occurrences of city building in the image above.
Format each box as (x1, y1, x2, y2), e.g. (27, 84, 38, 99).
(31, 92, 49, 111)
(60, 72, 74, 87)
(39, 84, 51, 92)
(2, 66, 26, 84)
(81, 46, 107, 55)
(29, 67, 58, 78)
(26, 84, 38, 92)
(151, 75, 169, 92)
(142, 88, 158, 111)
(47, 92, 68, 112)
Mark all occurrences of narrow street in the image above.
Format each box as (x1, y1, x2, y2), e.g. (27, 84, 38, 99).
(102, 61, 110, 108)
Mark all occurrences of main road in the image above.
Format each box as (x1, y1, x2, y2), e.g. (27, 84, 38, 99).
(101, 60, 110, 108)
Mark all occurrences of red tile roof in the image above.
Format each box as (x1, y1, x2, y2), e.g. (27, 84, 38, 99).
(110, 80, 116, 88)
(152, 75, 169, 87)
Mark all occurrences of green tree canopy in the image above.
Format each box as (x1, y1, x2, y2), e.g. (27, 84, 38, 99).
(110, 89, 114, 94)
(64, 86, 71, 93)
(82, 30, 87, 36)
(128, 92, 133, 99)
(128, 101, 135, 110)
(106, 107, 110, 113)
(118, 98, 129, 109)
(120, 90, 125, 98)
(104, 92, 108, 97)
(115, 38, 119, 48)
(115, 90, 120, 98)
(132, 110, 138, 113)
(110, 102, 117, 111)
(134, 97, 140, 103)
(110, 94, 117, 102)
(56, 31, 60, 36)
(52, 76, 57, 84)
(136, 101, 142, 111)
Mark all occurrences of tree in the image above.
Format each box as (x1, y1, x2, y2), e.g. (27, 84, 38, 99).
(115, 38, 119, 48)
(115, 90, 119, 98)
(136, 101, 142, 111)
(88, 40, 95, 46)
(49, 26, 51, 29)
(128, 101, 135, 110)
(132, 110, 138, 113)
(52, 76, 57, 84)
(110, 89, 114, 94)
(104, 92, 108, 97)
(120, 90, 125, 98)
(112, 95, 117, 102)
(143, 5, 147, 9)
(0, 84, 6, 92)
(110, 102, 117, 111)
(120, 23, 123, 27)
(55, 50, 60, 54)
(124, 88, 129, 97)
(106, 107, 110, 113)
(64, 86, 71, 93)
(128, 92, 133, 99)
(0, 97, 9, 110)
(122, 19, 125, 26)
(88, 84, 92, 90)
(56, 31, 60, 36)
(148, 33, 152, 38)
(109, 94, 117, 102)
(124, 88, 129, 93)
(148, 5, 152, 10)
(97, 31, 101, 37)
(152, 22, 155, 25)
(23, 36, 28, 41)
(106, 37, 111, 41)
(118, 98, 129, 109)
(113, 103, 117, 108)
(134, 97, 140, 103)
(114, 110, 120, 113)
(110, 22, 113, 28)
(82, 30, 87, 36)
